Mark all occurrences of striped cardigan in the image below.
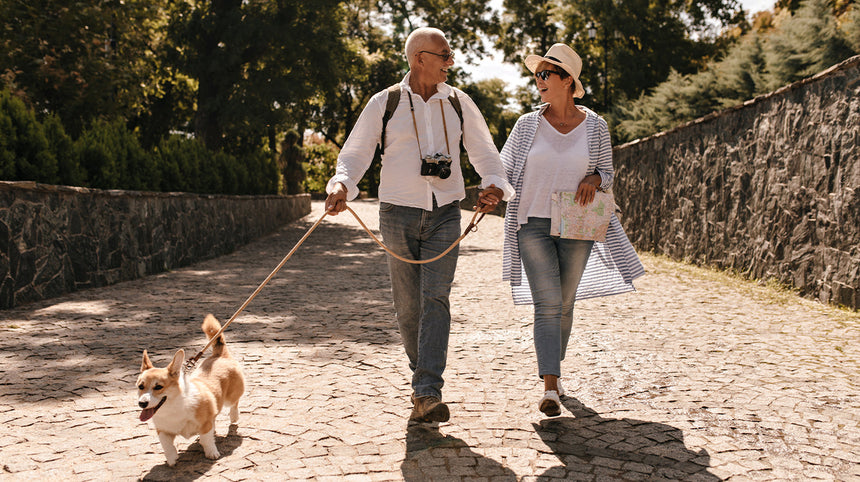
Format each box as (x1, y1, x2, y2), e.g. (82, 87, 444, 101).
(501, 104, 645, 305)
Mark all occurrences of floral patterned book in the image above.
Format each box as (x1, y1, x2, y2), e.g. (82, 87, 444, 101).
(550, 191, 614, 242)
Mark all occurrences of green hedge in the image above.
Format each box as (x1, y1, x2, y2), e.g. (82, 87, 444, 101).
(0, 89, 278, 195)
(0, 90, 59, 184)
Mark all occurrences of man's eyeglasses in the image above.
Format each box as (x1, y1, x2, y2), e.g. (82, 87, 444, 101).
(535, 69, 562, 81)
(420, 50, 455, 61)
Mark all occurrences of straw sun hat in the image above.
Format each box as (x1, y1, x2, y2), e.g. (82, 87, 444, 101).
(524, 43, 586, 99)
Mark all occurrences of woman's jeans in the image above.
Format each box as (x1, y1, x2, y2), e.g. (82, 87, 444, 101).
(379, 200, 460, 399)
(517, 217, 593, 378)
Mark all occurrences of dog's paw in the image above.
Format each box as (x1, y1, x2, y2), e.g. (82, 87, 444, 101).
(203, 448, 220, 460)
(165, 454, 178, 466)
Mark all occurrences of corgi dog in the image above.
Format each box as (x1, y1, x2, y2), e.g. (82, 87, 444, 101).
(137, 314, 245, 466)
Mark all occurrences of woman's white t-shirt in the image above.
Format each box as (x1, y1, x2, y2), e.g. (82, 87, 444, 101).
(518, 115, 590, 226)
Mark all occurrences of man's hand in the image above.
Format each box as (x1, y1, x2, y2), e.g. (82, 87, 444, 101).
(476, 184, 504, 213)
(325, 183, 348, 215)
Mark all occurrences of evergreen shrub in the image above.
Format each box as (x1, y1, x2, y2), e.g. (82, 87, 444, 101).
(0, 88, 279, 195)
(75, 119, 159, 191)
(0, 90, 59, 184)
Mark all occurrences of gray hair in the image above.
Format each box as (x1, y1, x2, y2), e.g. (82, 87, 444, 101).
(405, 27, 447, 68)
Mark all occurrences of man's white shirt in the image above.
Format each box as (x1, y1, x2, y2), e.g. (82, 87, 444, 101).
(327, 73, 514, 210)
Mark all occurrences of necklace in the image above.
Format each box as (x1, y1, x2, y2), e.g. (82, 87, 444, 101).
(549, 105, 579, 127)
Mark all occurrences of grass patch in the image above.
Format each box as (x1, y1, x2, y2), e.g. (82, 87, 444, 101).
(639, 251, 860, 322)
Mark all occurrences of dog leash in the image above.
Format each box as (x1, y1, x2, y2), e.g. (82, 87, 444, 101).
(184, 203, 487, 372)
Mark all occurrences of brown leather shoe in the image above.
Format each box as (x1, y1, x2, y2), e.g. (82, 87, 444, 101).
(409, 395, 450, 422)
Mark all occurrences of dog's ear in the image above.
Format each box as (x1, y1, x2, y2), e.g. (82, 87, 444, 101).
(167, 349, 185, 378)
(141, 350, 154, 372)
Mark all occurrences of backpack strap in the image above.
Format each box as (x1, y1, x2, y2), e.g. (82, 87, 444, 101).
(378, 85, 401, 156)
(447, 91, 465, 154)
(378, 85, 466, 156)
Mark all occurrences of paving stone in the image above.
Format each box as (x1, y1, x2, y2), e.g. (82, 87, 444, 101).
(0, 200, 858, 480)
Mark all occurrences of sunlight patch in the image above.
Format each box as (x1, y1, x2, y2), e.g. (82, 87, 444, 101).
(36, 300, 114, 316)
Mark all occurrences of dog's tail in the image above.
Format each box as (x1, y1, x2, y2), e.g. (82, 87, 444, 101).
(202, 314, 227, 357)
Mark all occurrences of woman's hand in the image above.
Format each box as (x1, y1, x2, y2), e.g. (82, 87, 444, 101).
(574, 175, 601, 206)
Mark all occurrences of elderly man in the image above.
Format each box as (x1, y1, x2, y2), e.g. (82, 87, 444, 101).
(325, 27, 514, 423)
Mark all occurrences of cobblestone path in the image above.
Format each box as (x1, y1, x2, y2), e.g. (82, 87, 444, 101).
(1, 200, 858, 481)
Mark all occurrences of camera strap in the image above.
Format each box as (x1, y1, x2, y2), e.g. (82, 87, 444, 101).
(407, 94, 451, 158)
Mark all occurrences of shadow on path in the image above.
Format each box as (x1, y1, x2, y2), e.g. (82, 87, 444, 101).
(401, 423, 517, 481)
(140, 424, 243, 481)
(0, 212, 399, 402)
(533, 397, 719, 480)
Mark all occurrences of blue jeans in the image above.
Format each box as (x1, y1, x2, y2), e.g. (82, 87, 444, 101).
(379, 200, 461, 399)
(517, 217, 593, 378)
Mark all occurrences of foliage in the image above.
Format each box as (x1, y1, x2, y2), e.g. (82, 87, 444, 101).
(164, 0, 348, 155)
(497, 0, 745, 113)
(458, 78, 521, 186)
(0, 87, 275, 195)
(41, 113, 86, 187)
(846, 5, 860, 52)
(74, 119, 159, 191)
(0, 90, 59, 184)
(763, 0, 855, 90)
(376, 0, 499, 60)
(303, 0, 503, 195)
(615, 0, 859, 143)
(278, 130, 306, 195)
(9, 0, 852, 196)
(302, 136, 340, 194)
(155, 136, 277, 195)
(0, 0, 170, 137)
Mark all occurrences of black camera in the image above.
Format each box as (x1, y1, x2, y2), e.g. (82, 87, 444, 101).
(420, 153, 453, 179)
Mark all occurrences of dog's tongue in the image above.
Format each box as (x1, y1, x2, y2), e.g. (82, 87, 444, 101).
(140, 408, 156, 422)
(139, 396, 166, 422)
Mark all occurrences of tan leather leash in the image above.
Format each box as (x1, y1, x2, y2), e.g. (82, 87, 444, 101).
(185, 203, 486, 371)
(342, 205, 484, 265)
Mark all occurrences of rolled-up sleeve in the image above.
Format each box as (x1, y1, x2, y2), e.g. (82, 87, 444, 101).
(458, 91, 516, 201)
(326, 91, 387, 200)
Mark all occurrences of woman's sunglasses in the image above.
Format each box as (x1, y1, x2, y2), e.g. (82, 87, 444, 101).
(534, 69, 562, 81)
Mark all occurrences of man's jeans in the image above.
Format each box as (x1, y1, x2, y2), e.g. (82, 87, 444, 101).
(379, 200, 461, 399)
(517, 217, 593, 378)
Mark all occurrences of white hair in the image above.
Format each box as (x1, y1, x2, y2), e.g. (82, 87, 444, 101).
(405, 27, 447, 68)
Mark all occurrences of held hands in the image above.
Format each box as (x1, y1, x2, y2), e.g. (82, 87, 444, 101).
(476, 184, 504, 213)
(325, 183, 348, 215)
(574, 175, 602, 206)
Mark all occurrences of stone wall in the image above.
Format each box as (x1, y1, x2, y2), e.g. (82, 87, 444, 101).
(0, 181, 310, 309)
(613, 55, 860, 309)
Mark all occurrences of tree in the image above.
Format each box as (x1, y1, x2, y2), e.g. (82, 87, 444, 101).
(163, 0, 348, 155)
(763, 0, 855, 90)
(302, 0, 506, 196)
(0, 89, 58, 184)
(844, 4, 860, 53)
(376, 0, 499, 60)
(497, 0, 745, 113)
(278, 130, 306, 194)
(614, 0, 859, 143)
(458, 78, 521, 186)
(0, 0, 170, 137)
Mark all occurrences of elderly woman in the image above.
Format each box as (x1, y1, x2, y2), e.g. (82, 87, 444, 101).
(500, 43, 645, 417)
